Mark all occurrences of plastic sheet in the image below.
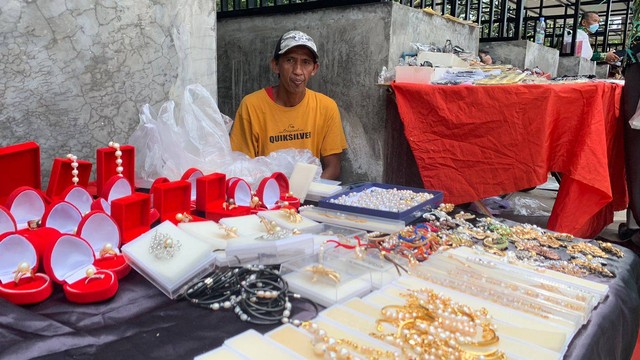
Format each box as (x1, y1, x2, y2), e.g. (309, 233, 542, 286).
(129, 84, 321, 188)
(505, 193, 552, 217)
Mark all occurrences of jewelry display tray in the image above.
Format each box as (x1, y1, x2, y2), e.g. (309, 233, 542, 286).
(318, 182, 444, 223)
(122, 221, 218, 299)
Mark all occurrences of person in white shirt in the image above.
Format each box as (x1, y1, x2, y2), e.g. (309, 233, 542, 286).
(564, 11, 619, 63)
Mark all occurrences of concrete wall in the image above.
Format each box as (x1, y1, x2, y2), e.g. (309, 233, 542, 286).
(482, 40, 559, 76)
(217, 3, 479, 184)
(0, 0, 217, 185)
(557, 56, 596, 77)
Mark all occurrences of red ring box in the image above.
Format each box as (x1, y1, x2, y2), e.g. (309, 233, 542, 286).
(41, 200, 83, 235)
(0, 233, 53, 305)
(256, 177, 281, 210)
(111, 193, 151, 244)
(96, 144, 135, 198)
(153, 180, 204, 224)
(77, 211, 131, 279)
(8, 187, 57, 260)
(91, 176, 133, 214)
(60, 186, 93, 216)
(181, 168, 204, 204)
(46, 157, 92, 199)
(43, 234, 118, 303)
(271, 172, 300, 209)
(0, 142, 41, 204)
(195, 173, 226, 213)
(0, 205, 17, 237)
(227, 178, 252, 207)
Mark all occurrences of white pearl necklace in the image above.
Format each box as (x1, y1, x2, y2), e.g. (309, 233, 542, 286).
(66, 154, 80, 185)
(108, 141, 124, 176)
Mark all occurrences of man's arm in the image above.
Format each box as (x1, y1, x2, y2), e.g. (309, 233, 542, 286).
(321, 153, 341, 180)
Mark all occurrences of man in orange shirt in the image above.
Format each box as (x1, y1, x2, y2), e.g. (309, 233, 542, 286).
(230, 30, 348, 180)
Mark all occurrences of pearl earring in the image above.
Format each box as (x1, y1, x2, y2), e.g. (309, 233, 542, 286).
(108, 141, 124, 176)
(66, 154, 79, 185)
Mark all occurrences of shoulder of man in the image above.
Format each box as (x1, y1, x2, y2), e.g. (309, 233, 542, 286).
(305, 88, 339, 108)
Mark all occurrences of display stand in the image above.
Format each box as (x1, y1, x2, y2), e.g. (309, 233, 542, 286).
(46, 157, 92, 199)
(96, 144, 135, 197)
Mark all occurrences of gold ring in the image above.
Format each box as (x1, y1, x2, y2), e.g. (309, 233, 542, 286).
(13, 262, 33, 283)
(27, 219, 41, 230)
(99, 243, 117, 257)
(85, 267, 105, 284)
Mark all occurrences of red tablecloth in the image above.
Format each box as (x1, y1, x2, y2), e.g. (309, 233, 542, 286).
(392, 81, 627, 238)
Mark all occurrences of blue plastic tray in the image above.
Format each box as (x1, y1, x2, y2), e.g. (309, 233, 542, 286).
(318, 183, 443, 223)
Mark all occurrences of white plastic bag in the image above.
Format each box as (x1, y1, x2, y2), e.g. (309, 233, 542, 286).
(129, 84, 322, 188)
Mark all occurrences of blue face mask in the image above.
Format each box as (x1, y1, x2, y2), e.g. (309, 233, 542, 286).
(588, 24, 599, 33)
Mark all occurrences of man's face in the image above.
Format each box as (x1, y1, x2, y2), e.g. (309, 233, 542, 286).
(272, 46, 319, 96)
(582, 13, 600, 28)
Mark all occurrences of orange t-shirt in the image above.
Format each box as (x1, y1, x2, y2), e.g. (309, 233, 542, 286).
(230, 88, 348, 159)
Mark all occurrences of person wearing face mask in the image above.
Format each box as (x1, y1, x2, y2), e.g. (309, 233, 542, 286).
(229, 30, 348, 180)
(570, 11, 620, 63)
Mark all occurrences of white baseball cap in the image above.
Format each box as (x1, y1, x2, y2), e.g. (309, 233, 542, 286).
(274, 30, 318, 61)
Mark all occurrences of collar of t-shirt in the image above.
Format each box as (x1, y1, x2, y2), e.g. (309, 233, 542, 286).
(265, 86, 276, 102)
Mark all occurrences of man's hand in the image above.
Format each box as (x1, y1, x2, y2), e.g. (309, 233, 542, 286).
(605, 51, 620, 63)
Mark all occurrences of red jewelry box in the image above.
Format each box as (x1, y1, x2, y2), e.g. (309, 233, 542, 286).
(195, 173, 226, 213)
(201, 177, 252, 221)
(96, 145, 135, 198)
(271, 172, 300, 209)
(0, 232, 53, 305)
(7, 187, 57, 259)
(46, 157, 92, 199)
(153, 180, 203, 224)
(181, 168, 204, 205)
(256, 176, 282, 210)
(60, 186, 93, 216)
(77, 211, 131, 279)
(0, 142, 41, 204)
(43, 234, 118, 303)
(41, 200, 83, 236)
(91, 176, 134, 214)
(111, 192, 151, 244)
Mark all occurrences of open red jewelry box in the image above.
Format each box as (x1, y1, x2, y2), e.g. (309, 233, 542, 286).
(111, 192, 151, 244)
(271, 172, 300, 209)
(46, 157, 92, 199)
(77, 211, 130, 279)
(0, 142, 41, 204)
(202, 177, 251, 221)
(8, 187, 58, 259)
(43, 234, 118, 303)
(91, 175, 134, 215)
(181, 168, 204, 206)
(96, 144, 135, 198)
(255, 176, 282, 211)
(60, 186, 93, 216)
(0, 232, 53, 305)
(153, 180, 204, 224)
(41, 200, 83, 236)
